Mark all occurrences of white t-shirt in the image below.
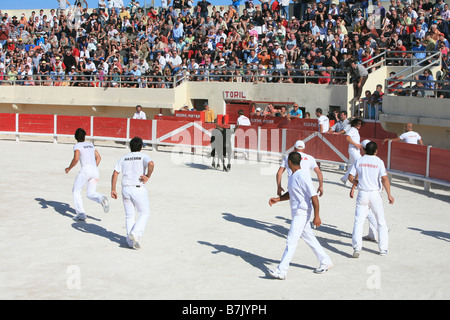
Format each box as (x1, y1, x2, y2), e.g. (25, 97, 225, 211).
(399, 131, 421, 144)
(287, 168, 317, 212)
(318, 115, 330, 132)
(237, 115, 251, 126)
(346, 127, 360, 151)
(133, 111, 146, 119)
(74, 141, 97, 167)
(114, 152, 152, 187)
(281, 152, 318, 178)
(349, 155, 387, 191)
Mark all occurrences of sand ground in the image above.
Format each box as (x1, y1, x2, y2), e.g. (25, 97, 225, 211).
(0, 138, 449, 300)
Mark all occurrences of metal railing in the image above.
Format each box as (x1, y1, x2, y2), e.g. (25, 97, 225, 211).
(385, 51, 450, 98)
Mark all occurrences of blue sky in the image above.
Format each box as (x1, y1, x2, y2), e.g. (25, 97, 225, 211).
(1, 0, 231, 11)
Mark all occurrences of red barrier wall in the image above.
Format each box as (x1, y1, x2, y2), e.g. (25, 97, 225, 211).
(429, 148, 450, 182)
(93, 117, 127, 138)
(57, 116, 91, 136)
(390, 142, 428, 176)
(0, 113, 15, 132)
(1, 113, 448, 183)
(19, 114, 53, 134)
(129, 119, 152, 141)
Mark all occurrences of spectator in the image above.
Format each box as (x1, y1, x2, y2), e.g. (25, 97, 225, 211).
(349, 60, 369, 104)
(328, 110, 350, 134)
(204, 103, 215, 123)
(133, 105, 146, 119)
(289, 103, 302, 118)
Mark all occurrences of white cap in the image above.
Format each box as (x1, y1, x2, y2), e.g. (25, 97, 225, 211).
(294, 140, 305, 149)
(361, 139, 371, 148)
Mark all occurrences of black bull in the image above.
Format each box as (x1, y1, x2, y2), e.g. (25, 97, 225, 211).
(210, 126, 232, 171)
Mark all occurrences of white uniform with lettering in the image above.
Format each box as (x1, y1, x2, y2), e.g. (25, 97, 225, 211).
(275, 169, 332, 277)
(114, 151, 152, 247)
(72, 141, 106, 216)
(318, 115, 330, 132)
(342, 126, 362, 182)
(349, 154, 389, 253)
(280, 152, 318, 179)
(237, 115, 251, 126)
(399, 131, 421, 144)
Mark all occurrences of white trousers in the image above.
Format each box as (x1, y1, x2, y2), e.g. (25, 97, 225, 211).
(352, 190, 389, 252)
(72, 165, 104, 215)
(122, 186, 150, 246)
(277, 209, 332, 276)
(342, 147, 361, 182)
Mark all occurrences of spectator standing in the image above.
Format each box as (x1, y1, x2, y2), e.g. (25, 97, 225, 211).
(349, 60, 369, 105)
(204, 103, 215, 123)
(133, 105, 147, 119)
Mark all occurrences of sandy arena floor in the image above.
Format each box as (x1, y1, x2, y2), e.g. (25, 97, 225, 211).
(0, 138, 449, 300)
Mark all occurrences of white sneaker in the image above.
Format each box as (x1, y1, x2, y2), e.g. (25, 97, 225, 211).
(129, 233, 141, 250)
(379, 250, 388, 256)
(314, 264, 333, 274)
(73, 213, 86, 221)
(268, 268, 286, 280)
(353, 249, 360, 258)
(340, 176, 347, 185)
(102, 196, 109, 213)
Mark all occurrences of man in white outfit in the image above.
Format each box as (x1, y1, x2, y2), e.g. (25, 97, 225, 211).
(132, 105, 146, 119)
(268, 152, 333, 280)
(350, 140, 378, 242)
(276, 140, 324, 197)
(341, 118, 363, 185)
(65, 128, 109, 221)
(383, 123, 423, 146)
(348, 141, 394, 257)
(111, 137, 154, 249)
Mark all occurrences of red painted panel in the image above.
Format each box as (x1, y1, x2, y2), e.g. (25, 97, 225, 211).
(226, 101, 253, 124)
(0, 113, 16, 132)
(235, 126, 259, 150)
(359, 122, 397, 140)
(57, 116, 91, 136)
(157, 120, 211, 146)
(93, 117, 127, 138)
(19, 114, 54, 134)
(390, 142, 427, 175)
(429, 148, 450, 182)
(129, 119, 152, 140)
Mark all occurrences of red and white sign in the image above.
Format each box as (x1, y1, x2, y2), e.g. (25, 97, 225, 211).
(223, 91, 248, 100)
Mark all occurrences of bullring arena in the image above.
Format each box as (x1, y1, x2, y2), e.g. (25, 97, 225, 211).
(1, 0, 450, 304)
(0, 135, 449, 301)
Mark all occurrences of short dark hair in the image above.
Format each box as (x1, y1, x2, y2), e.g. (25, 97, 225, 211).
(365, 141, 377, 155)
(350, 118, 363, 127)
(288, 151, 301, 166)
(130, 136, 143, 152)
(74, 128, 86, 142)
(238, 109, 244, 116)
(316, 108, 322, 114)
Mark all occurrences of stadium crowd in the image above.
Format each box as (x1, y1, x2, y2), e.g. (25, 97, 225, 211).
(0, 0, 449, 97)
